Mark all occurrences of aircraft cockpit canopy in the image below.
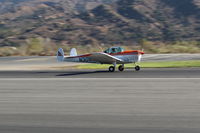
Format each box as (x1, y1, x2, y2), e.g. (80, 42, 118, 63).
(104, 47, 124, 54)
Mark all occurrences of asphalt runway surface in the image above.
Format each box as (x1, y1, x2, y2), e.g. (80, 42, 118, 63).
(0, 68, 199, 78)
(0, 78, 200, 133)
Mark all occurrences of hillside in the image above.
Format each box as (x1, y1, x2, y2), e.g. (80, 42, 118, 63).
(81, 0, 200, 44)
(0, 0, 200, 50)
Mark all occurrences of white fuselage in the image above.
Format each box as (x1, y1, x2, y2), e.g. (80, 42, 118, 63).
(64, 53, 142, 64)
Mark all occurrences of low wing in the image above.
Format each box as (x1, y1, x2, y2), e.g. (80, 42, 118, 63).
(88, 53, 124, 64)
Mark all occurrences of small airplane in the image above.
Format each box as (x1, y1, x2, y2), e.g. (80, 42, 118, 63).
(57, 46, 144, 72)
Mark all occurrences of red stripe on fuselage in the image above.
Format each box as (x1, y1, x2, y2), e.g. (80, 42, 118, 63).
(110, 50, 144, 56)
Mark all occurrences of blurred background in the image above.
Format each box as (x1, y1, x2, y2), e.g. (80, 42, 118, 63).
(0, 0, 200, 56)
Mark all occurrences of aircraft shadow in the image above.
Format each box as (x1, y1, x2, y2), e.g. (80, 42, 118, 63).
(56, 70, 109, 77)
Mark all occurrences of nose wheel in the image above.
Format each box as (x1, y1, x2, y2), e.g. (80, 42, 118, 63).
(135, 65, 140, 71)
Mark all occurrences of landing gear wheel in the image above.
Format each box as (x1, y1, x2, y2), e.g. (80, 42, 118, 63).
(118, 65, 124, 72)
(135, 66, 140, 71)
(109, 66, 115, 72)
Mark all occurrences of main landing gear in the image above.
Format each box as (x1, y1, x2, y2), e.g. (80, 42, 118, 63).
(118, 64, 124, 72)
(109, 63, 124, 72)
(109, 62, 117, 72)
(108, 65, 125, 72)
(109, 66, 115, 72)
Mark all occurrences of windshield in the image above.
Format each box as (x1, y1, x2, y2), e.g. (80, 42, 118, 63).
(104, 47, 124, 54)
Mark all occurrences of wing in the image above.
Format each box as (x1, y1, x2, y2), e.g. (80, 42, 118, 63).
(88, 53, 124, 64)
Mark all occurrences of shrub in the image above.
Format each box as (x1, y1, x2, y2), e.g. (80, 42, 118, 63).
(26, 38, 44, 55)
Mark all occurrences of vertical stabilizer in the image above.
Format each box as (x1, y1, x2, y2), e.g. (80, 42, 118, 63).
(57, 48, 64, 62)
(70, 48, 77, 57)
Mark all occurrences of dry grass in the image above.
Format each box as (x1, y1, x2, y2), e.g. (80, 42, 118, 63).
(0, 38, 200, 56)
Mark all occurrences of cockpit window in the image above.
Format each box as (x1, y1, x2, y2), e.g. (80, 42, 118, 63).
(104, 47, 124, 54)
(104, 49, 109, 53)
(111, 48, 117, 53)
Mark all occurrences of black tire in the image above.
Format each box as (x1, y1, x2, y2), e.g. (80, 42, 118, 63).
(118, 65, 124, 72)
(109, 66, 115, 72)
(135, 66, 140, 71)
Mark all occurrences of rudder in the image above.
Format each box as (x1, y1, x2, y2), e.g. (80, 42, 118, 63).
(57, 48, 64, 62)
(70, 48, 77, 57)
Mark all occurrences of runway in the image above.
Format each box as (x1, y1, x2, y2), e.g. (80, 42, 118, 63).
(0, 68, 199, 78)
(0, 78, 200, 133)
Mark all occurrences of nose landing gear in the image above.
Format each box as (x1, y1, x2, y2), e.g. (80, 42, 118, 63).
(135, 65, 140, 71)
(134, 62, 141, 71)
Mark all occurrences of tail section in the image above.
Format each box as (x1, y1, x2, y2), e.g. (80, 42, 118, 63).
(70, 48, 77, 57)
(57, 48, 65, 62)
(57, 48, 78, 62)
